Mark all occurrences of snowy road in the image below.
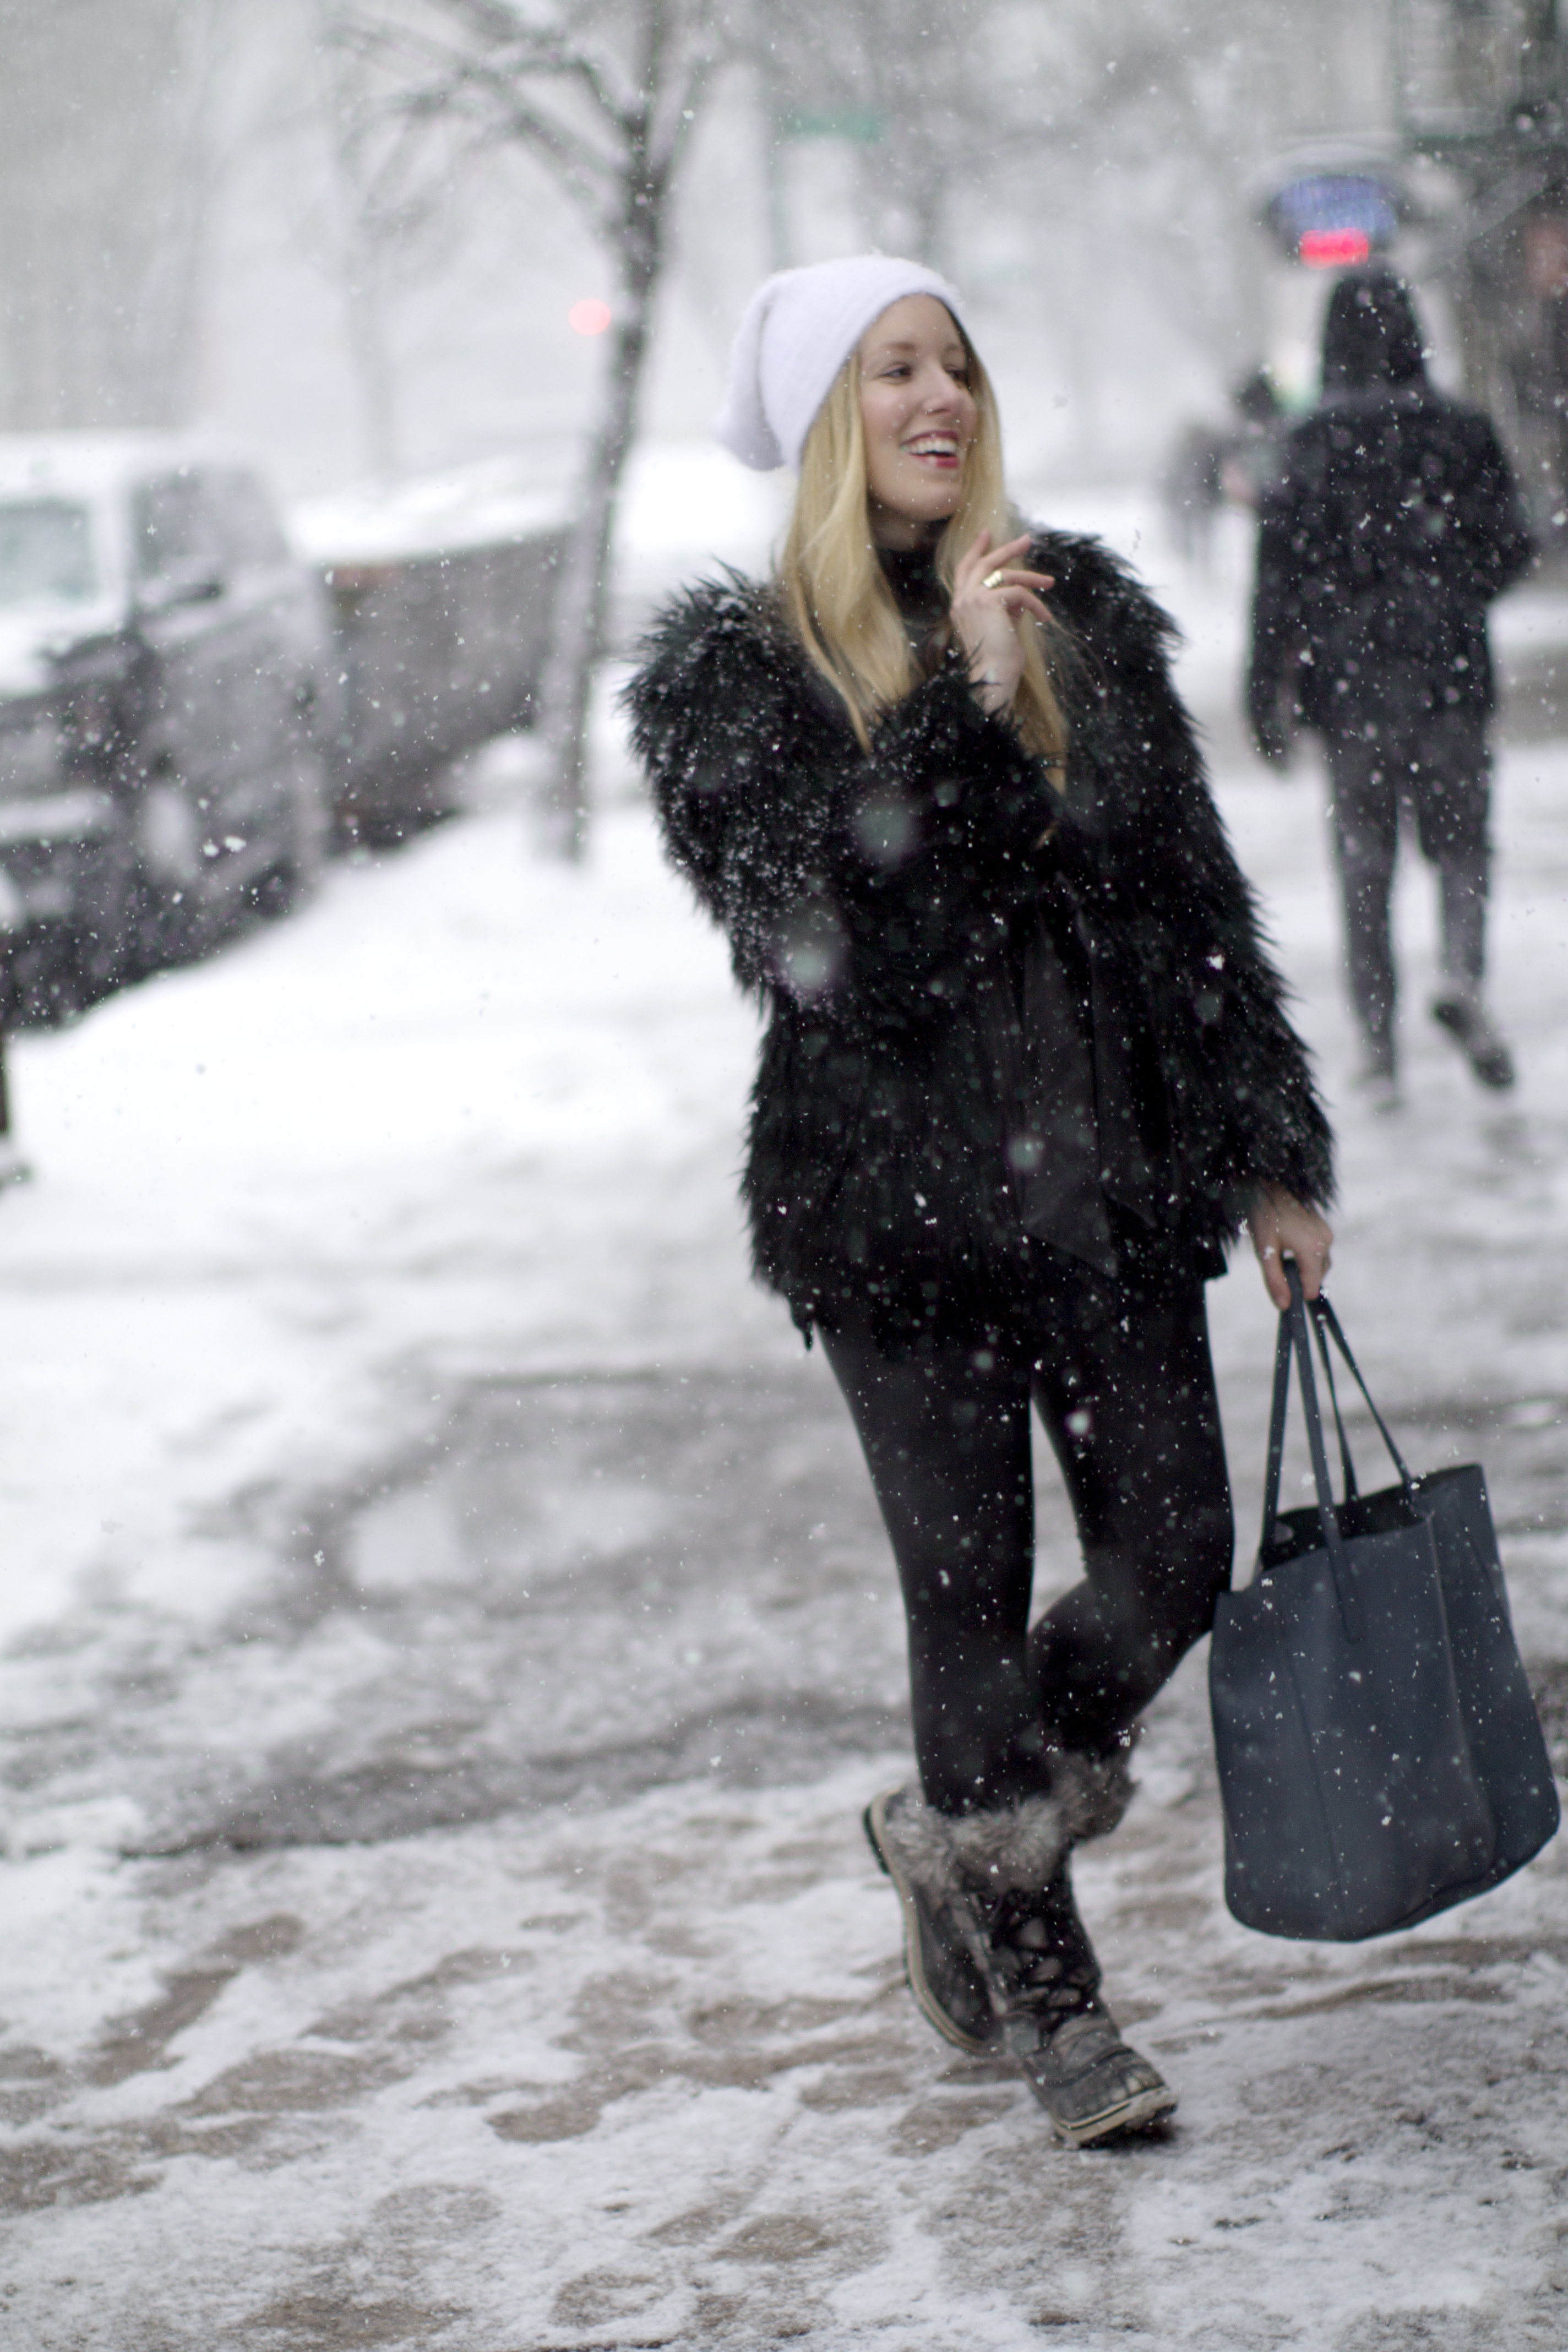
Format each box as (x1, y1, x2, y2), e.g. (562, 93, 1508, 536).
(4, 579, 1568, 2345)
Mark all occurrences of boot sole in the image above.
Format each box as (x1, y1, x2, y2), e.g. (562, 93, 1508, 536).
(863, 1792, 994, 2056)
(1041, 2078, 1179, 2149)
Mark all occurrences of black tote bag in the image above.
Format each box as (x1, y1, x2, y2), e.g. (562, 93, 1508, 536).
(1210, 1265, 1559, 1941)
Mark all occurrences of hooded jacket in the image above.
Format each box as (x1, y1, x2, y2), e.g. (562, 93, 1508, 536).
(1249, 271, 1533, 737)
(626, 530, 1333, 1347)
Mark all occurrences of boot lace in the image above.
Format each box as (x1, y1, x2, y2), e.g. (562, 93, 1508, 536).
(973, 1873, 1102, 2028)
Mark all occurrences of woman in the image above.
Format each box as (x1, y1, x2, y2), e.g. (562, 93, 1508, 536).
(625, 257, 1333, 2148)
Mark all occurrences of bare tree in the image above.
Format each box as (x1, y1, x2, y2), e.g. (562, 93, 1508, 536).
(764, 0, 1270, 407)
(995, 0, 1266, 368)
(336, 0, 723, 857)
(315, 6, 417, 479)
(759, 1, 982, 271)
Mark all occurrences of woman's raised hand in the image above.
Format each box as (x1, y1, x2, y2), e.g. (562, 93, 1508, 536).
(949, 529, 1055, 715)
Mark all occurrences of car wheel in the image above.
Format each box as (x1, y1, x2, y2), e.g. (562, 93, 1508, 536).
(67, 814, 140, 1006)
(250, 746, 329, 921)
(129, 778, 208, 972)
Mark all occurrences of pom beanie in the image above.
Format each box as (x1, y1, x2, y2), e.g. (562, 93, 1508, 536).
(713, 254, 971, 473)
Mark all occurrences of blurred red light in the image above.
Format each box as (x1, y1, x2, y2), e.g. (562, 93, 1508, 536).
(1299, 228, 1371, 269)
(569, 298, 613, 335)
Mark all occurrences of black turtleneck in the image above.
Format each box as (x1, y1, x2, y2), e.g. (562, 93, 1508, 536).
(878, 540, 950, 669)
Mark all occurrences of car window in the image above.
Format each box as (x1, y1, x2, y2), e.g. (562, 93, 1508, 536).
(134, 472, 225, 582)
(0, 498, 97, 606)
(211, 471, 290, 568)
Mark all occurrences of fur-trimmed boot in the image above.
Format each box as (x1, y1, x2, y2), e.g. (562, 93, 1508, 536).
(864, 1784, 996, 2052)
(865, 1751, 1175, 2146)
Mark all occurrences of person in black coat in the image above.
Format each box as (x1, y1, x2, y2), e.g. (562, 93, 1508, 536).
(1248, 268, 1534, 1098)
(625, 256, 1334, 2148)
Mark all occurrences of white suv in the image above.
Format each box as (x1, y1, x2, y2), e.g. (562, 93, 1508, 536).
(0, 434, 335, 1023)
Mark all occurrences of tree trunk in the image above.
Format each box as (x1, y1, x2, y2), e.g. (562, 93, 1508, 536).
(533, 213, 662, 861)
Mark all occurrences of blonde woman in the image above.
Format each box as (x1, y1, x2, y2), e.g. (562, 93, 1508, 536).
(625, 257, 1333, 2147)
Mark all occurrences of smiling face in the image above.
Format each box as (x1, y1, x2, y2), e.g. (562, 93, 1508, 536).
(857, 294, 978, 548)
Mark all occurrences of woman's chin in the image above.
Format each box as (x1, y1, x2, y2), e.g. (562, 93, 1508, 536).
(911, 480, 963, 519)
(876, 491, 963, 533)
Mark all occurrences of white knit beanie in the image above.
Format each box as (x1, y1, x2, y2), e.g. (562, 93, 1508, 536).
(713, 254, 971, 474)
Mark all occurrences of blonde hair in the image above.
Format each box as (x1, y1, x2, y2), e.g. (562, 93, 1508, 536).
(777, 334, 1069, 770)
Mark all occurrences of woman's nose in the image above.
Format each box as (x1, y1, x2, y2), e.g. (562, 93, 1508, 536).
(917, 368, 962, 412)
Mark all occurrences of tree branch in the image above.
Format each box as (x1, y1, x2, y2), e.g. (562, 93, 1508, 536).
(335, 7, 622, 215)
(410, 0, 644, 139)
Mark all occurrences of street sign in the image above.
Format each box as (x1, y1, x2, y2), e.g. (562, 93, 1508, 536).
(780, 108, 884, 143)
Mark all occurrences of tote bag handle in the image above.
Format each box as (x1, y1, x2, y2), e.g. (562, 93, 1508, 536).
(1268, 1284, 1418, 1513)
(1260, 1262, 1366, 1642)
(1308, 1293, 1417, 1498)
(1307, 1306, 1359, 1501)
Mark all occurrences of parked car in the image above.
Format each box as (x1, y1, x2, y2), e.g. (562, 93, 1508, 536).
(293, 458, 570, 843)
(0, 434, 336, 1024)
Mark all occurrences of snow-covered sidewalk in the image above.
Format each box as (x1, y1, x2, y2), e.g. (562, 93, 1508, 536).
(3, 594, 1568, 2344)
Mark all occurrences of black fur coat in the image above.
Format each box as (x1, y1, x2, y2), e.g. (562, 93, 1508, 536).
(625, 531, 1333, 1344)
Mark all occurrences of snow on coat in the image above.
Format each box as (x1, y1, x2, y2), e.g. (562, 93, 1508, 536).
(624, 530, 1333, 1344)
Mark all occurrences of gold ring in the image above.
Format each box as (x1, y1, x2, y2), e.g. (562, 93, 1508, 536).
(982, 569, 1005, 589)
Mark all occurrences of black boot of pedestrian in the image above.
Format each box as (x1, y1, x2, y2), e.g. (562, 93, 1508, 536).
(864, 1785, 995, 2053)
(968, 1865, 1176, 2147)
(863, 1751, 1169, 2147)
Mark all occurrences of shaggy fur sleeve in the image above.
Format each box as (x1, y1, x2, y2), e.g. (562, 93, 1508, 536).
(623, 576, 1061, 1031)
(1046, 534, 1335, 1219)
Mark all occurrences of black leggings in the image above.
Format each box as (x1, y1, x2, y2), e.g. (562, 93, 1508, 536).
(821, 1285, 1233, 1815)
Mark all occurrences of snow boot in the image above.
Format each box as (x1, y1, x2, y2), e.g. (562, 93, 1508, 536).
(968, 1864, 1176, 2147)
(864, 1785, 995, 2052)
(1431, 993, 1515, 1091)
(865, 1751, 1172, 2144)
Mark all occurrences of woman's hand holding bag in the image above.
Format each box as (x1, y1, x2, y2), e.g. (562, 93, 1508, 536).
(1246, 1185, 1333, 1309)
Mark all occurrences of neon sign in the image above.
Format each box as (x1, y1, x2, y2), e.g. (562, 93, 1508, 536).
(1298, 227, 1374, 269)
(1266, 175, 1400, 267)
